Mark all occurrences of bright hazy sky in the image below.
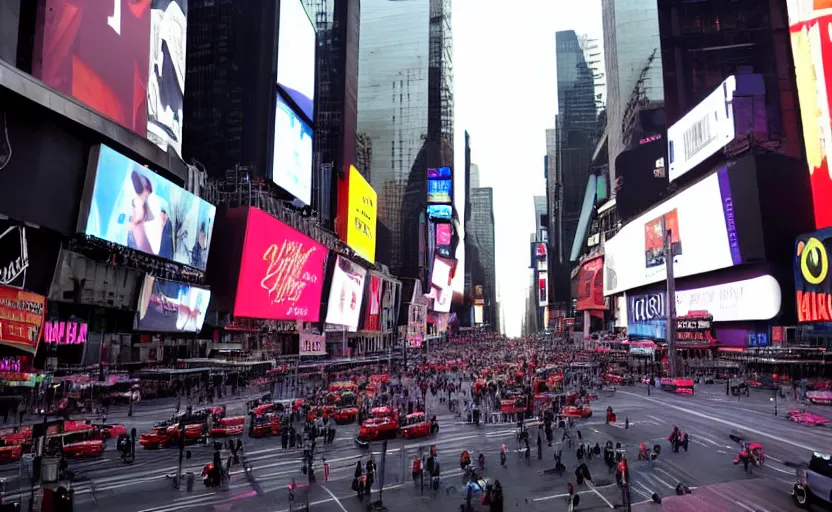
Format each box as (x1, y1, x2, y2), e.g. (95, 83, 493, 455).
(453, 0, 602, 338)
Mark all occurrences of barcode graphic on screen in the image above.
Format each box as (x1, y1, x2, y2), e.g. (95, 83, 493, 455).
(683, 113, 716, 161)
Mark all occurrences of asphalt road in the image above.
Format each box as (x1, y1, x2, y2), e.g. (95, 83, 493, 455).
(3, 384, 831, 511)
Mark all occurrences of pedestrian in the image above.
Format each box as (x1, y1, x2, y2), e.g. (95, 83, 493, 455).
(281, 430, 289, 449)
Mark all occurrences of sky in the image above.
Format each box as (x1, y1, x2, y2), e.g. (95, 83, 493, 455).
(453, 0, 603, 338)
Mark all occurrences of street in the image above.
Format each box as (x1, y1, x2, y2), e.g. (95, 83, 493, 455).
(2, 384, 830, 511)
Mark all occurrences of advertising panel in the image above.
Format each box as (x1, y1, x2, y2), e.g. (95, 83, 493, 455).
(537, 271, 549, 307)
(575, 256, 606, 311)
(381, 280, 397, 331)
(0, 284, 46, 354)
(794, 227, 832, 322)
(0, 219, 62, 295)
(427, 179, 452, 204)
(407, 303, 427, 347)
(427, 167, 452, 178)
(614, 139, 668, 222)
(43, 321, 87, 345)
(364, 276, 383, 331)
(430, 257, 455, 313)
(135, 275, 210, 333)
(530, 241, 547, 269)
(668, 76, 737, 182)
(341, 165, 377, 263)
(234, 208, 326, 321)
(474, 305, 483, 325)
(787, 0, 832, 229)
(273, 94, 314, 205)
(80, 145, 216, 270)
(299, 332, 326, 356)
(277, 0, 316, 121)
(325, 256, 367, 331)
(36, 0, 188, 156)
(604, 168, 741, 296)
(436, 223, 452, 258)
(427, 205, 453, 220)
(473, 285, 484, 306)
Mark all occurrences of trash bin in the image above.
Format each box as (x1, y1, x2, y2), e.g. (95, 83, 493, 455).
(186, 472, 195, 492)
(42, 458, 59, 483)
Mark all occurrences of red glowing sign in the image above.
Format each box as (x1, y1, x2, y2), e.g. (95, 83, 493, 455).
(575, 256, 606, 311)
(234, 208, 326, 321)
(436, 224, 452, 246)
(44, 321, 88, 345)
(0, 284, 46, 354)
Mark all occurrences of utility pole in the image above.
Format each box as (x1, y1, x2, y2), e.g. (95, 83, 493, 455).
(663, 218, 679, 378)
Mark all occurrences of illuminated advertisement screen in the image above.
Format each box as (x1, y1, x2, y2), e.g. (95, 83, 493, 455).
(575, 256, 606, 311)
(795, 227, 832, 322)
(430, 256, 455, 313)
(0, 284, 46, 355)
(427, 205, 453, 220)
(135, 275, 210, 333)
(36, 0, 188, 157)
(277, 0, 316, 121)
(343, 166, 377, 263)
(427, 167, 452, 178)
(325, 256, 367, 332)
(436, 223, 452, 246)
(364, 276, 383, 331)
(234, 208, 326, 321)
(79, 145, 216, 271)
(537, 271, 549, 307)
(273, 94, 313, 205)
(604, 168, 743, 296)
(427, 179, 452, 204)
(787, 0, 832, 229)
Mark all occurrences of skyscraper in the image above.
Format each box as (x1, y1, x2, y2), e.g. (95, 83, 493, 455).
(601, 0, 664, 182)
(304, 0, 361, 229)
(548, 31, 603, 303)
(470, 187, 496, 327)
(357, 0, 453, 280)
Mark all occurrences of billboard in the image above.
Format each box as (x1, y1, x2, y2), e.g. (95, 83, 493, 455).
(795, 227, 832, 322)
(234, 208, 326, 321)
(473, 285, 484, 305)
(436, 223, 452, 258)
(135, 275, 210, 333)
(474, 305, 483, 325)
(667, 76, 737, 182)
(325, 256, 367, 332)
(79, 145, 216, 270)
(277, 0, 316, 121)
(43, 321, 88, 345)
(427, 167, 452, 178)
(0, 284, 46, 355)
(530, 241, 547, 271)
(537, 271, 549, 307)
(364, 275, 383, 331)
(604, 168, 749, 295)
(427, 179, 452, 204)
(0, 220, 62, 296)
(430, 256, 455, 313)
(273, 94, 314, 205)
(787, 1, 832, 229)
(340, 165, 377, 263)
(427, 205, 453, 220)
(575, 256, 606, 311)
(36, 0, 188, 156)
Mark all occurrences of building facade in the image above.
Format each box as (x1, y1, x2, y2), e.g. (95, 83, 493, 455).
(357, 0, 454, 280)
(549, 31, 604, 304)
(470, 187, 497, 328)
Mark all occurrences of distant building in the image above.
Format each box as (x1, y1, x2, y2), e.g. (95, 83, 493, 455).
(470, 187, 497, 327)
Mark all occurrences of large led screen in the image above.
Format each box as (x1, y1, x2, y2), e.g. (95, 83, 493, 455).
(0, 285, 46, 355)
(234, 208, 326, 321)
(273, 94, 313, 205)
(575, 256, 605, 311)
(430, 256, 454, 313)
(787, 0, 832, 229)
(80, 145, 216, 270)
(36, 0, 188, 157)
(277, 0, 316, 121)
(325, 256, 367, 332)
(427, 205, 452, 220)
(135, 275, 209, 333)
(427, 179, 452, 204)
(148, 0, 188, 157)
(343, 166, 377, 263)
(603, 168, 741, 296)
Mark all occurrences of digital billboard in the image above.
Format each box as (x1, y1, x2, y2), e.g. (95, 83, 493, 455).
(79, 145, 216, 271)
(427, 179, 452, 204)
(273, 94, 313, 205)
(537, 271, 549, 307)
(574, 256, 606, 311)
(430, 256, 455, 313)
(427, 167, 452, 178)
(277, 0, 316, 121)
(0, 284, 46, 355)
(427, 205, 453, 220)
(364, 275, 383, 331)
(604, 168, 746, 296)
(795, 227, 832, 322)
(325, 256, 367, 332)
(340, 165, 377, 263)
(787, 0, 832, 229)
(234, 208, 326, 321)
(36, 0, 188, 157)
(135, 275, 210, 333)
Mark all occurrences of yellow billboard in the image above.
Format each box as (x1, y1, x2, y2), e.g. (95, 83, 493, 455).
(345, 165, 377, 263)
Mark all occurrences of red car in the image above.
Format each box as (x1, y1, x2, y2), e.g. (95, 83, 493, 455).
(370, 406, 397, 419)
(46, 431, 105, 459)
(399, 413, 437, 439)
(333, 407, 359, 425)
(249, 415, 282, 438)
(0, 427, 32, 448)
(561, 405, 592, 418)
(307, 406, 335, 423)
(209, 416, 245, 437)
(357, 417, 399, 442)
(0, 445, 22, 465)
(139, 423, 206, 449)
